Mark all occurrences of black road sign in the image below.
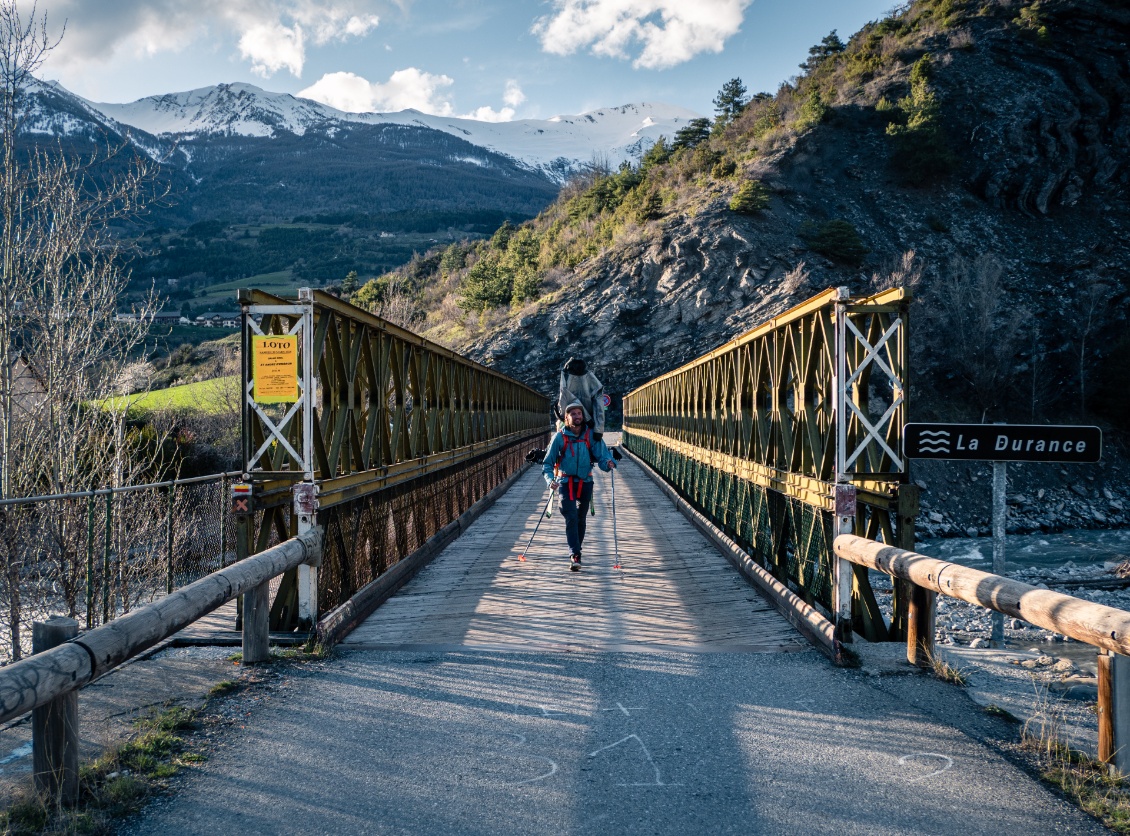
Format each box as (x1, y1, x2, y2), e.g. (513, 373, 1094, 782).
(904, 423, 1102, 463)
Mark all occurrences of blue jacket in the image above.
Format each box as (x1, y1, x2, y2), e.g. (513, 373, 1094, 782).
(542, 427, 613, 486)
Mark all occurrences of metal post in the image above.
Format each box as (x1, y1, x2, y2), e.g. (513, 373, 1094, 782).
(832, 288, 855, 644)
(296, 289, 318, 629)
(990, 460, 1006, 647)
(32, 617, 78, 804)
(85, 495, 94, 630)
(102, 491, 112, 624)
(165, 486, 175, 595)
(1102, 651, 1130, 775)
(218, 474, 227, 567)
(833, 485, 856, 644)
(1115, 653, 1130, 776)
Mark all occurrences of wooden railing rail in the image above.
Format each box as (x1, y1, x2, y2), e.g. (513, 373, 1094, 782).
(834, 533, 1130, 773)
(0, 528, 322, 728)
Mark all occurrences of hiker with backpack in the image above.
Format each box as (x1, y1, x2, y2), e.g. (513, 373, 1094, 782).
(542, 400, 616, 571)
(555, 357, 606, 441)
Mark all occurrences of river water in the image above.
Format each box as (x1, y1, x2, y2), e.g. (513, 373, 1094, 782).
(914, 528, 1130, 668)
(916, 528, 1130, 573)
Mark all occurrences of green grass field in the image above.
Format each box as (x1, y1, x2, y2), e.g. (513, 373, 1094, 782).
(108, 376, 239, 414)
(193, 270, 300, 308)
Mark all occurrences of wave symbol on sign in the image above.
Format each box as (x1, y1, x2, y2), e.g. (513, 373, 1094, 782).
(917, 429, 951, 453)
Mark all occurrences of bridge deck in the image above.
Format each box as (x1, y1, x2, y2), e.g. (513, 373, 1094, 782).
(341, 450, 806, 653)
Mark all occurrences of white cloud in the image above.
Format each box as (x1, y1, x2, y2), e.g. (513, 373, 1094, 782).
(460, 105, 515, 122)
(239, 21, 305, 77)
(502, 80, 525, 108)
(531, 0, 751, 69)
(299, 68, 455, 115)
(32, 1, 381, 79)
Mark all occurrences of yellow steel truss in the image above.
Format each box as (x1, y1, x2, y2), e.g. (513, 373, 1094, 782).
(623, 287, 914, 640)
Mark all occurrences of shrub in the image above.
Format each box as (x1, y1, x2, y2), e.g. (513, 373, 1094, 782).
(801, 219, 868, 266)
(729, 181, 771, 215)
(711, 159, 738, 179)
(1014, 2, 1051, 44)
(885, 55, 956, 183)
(458, 253, 509, 311)
(792, 90, 828, 134)
(748, 101, 782, 139)
(621, 185, 663, 224)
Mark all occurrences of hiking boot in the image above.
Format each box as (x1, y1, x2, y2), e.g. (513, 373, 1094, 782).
(569, 553, 581, 571)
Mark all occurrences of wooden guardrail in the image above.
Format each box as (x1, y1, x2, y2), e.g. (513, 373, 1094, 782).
(834, 533, 1130, 773)
(0, 528, 322, 800)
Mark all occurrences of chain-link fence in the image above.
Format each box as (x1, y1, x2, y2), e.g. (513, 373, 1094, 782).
(0, 472, 239, 663)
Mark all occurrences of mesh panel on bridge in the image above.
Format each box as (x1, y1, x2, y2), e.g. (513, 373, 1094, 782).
(623, 431, 835, 608)
(317, 434, 547, 614)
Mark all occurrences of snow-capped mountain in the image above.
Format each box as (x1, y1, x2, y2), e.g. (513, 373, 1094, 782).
(89, 83, 702, 181)
(16, 79, 702, 229)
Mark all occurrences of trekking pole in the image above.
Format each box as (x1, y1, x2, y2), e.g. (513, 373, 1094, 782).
(518, 489, 556, 561)
(611, 467, 621, 571)
(546, 491, 554, 518)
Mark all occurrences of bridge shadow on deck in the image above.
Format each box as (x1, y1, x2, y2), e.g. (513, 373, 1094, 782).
(340, 450, 807, 654)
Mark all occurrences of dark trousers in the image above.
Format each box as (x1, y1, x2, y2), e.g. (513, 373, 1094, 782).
(558, 478, 593, 556)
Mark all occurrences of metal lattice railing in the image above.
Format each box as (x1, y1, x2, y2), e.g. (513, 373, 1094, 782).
(0, 472, 238, 662)
(238, 289, 551, 630)
(623, 287, 916, 641)
(317, 436, 546, 614)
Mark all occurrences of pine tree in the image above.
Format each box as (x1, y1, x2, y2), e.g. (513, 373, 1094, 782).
(800, 31, 846, 73)
(341, 270, 359, 299)
(713, 78, 749, 127)
(673, 118, 713, 150)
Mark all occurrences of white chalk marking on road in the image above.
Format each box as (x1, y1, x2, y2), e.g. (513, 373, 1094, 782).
(512, 756, 559, 785)
(538, 704, 570, 717)
(898, 752, 954, 782)
(588, 733, 681, 787)
(602, 702, 645, 717)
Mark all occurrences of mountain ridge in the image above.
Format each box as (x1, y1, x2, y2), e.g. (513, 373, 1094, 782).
(71, 81, 701, 182)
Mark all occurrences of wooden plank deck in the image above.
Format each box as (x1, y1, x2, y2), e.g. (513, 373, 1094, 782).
(341, 450, 808, 654)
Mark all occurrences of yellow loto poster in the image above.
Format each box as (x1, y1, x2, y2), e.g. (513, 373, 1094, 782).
(252, 335, 300, 403)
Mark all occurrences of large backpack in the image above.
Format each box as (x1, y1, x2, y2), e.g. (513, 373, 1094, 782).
(556, 358, 605, 432)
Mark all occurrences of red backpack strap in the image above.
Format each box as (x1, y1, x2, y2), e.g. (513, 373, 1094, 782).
(556, 430, 592, 473)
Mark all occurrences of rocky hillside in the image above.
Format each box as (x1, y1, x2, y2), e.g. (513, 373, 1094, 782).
(387, 0, 1130, 535)
(464, 0, 1129, 404)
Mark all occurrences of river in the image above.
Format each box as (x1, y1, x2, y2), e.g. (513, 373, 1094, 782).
(916, 527, 1130, 573)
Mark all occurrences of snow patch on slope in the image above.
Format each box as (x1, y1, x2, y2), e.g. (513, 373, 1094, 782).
(88, 84, 702, 178)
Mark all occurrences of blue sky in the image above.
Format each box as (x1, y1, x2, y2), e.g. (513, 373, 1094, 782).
(31, 0, 898, 119)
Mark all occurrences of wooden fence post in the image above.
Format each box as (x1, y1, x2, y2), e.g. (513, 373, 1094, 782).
(906, 584, 936, 669)
(242, 582, 270, 664)
(32, 617, 79, 805)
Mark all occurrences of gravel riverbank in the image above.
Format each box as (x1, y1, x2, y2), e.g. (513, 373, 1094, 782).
(869, 555, 1130, 756)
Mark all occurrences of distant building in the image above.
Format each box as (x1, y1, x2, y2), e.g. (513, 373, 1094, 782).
(114, 311, 183, 325)
(194, 312, 241, 328)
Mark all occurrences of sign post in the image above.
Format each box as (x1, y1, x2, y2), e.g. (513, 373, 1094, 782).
(991, 460, 1007, 645)
(904, 422, 1102, 648)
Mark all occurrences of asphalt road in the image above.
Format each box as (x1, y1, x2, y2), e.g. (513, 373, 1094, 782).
(122, 648, 1106, 835)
